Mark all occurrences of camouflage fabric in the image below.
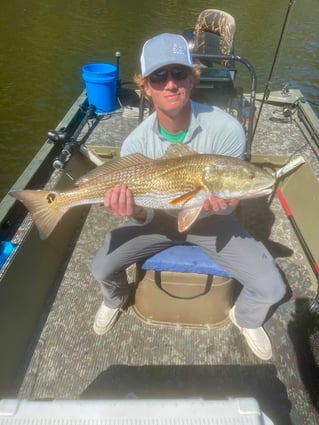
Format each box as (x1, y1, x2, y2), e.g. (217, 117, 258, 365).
(194, 9, 236, 66)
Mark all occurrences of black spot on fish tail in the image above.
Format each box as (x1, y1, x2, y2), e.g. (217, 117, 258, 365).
(46, 193, 56, 204)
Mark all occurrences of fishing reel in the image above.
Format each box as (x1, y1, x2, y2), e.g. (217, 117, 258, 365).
(47, 128, 74, 170)
(47, 129, 68, 144)
(52, 143, 74, 170)
(48, 105, 96, 171)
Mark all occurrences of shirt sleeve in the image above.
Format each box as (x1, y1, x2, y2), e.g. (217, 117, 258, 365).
(189, 102, 247, 159)
(217, 118, 246, 159)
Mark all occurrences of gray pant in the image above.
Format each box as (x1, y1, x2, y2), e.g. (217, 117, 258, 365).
(90, 211, 286, 328)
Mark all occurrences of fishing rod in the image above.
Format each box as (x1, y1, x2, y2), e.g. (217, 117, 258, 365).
(253, 0, 296, 139)
(48, 104, 96, 170)
(276, 188, 319, 311)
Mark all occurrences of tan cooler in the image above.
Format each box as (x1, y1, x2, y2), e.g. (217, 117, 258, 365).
(132, 246, 235, 329)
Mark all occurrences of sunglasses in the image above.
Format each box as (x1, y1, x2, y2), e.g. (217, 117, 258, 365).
(149, 67, 189, 84)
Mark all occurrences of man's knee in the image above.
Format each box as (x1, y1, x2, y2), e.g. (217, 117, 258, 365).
(258, 273, 286, 304)
(90, 251, 114, 283)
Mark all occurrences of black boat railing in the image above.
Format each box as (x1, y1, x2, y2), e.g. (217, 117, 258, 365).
(191, 53, 257, 161)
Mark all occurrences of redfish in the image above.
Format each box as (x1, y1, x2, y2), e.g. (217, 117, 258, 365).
(10, 144, 275, 239)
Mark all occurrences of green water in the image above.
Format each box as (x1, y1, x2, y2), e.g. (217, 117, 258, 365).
(0, 0, 318, 200)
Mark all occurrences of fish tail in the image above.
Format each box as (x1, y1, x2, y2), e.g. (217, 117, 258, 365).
(9, 189, 69, 239)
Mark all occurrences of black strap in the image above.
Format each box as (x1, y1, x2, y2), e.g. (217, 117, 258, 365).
(154, 271, 213, 300)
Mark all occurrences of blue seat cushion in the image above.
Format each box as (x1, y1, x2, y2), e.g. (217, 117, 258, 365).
(140, 245, 232, 277)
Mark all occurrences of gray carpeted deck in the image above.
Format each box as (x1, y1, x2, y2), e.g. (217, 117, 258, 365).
(17, 95, 319, 425)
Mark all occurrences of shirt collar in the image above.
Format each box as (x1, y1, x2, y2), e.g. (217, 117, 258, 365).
(152, 101, 202, 143)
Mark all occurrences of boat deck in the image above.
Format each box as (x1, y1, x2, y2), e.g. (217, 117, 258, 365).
(15, 91, 319, 425)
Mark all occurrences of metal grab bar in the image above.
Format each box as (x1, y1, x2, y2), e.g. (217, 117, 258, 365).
(191, 53, 257, 160)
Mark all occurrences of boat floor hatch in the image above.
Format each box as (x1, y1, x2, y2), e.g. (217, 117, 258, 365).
(0, 398, 274, 425)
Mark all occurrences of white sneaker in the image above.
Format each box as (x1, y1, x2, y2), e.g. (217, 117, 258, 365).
(93, 302, 122, 335)
(229, 306, 272, 361)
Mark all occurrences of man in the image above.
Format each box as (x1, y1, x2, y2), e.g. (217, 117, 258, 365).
(90, 33, 286, 360)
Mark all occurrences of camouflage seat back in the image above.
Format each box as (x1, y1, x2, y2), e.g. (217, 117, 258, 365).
(194, 9, 236, 66)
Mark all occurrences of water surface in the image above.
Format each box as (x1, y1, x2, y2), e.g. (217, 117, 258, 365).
(0, 0, 318, 199)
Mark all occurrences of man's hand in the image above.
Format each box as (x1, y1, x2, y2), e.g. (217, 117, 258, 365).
(104, 184, 147, 221)
(203, 194, 238, 212)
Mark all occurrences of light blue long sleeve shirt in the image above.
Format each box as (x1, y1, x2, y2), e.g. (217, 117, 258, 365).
(121, 100, 246, 159)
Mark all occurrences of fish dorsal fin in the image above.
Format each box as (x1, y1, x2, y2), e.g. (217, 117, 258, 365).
(75, 153, 150, 185)
(178, 207, 202, 232)
(162, 144, 197, 159)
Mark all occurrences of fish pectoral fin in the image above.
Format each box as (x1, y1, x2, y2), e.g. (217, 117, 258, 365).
(178, 207, 202, 232)
(169, 188, 201, 205)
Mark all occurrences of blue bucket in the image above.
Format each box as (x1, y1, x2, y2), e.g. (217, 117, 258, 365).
(82, 63, 118, 113)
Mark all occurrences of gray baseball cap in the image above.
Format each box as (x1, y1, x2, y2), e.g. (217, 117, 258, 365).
(140, 33, 192, 77)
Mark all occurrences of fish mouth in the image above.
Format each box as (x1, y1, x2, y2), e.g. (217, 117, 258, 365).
(246, 184, 274, 198)
(217, 184, 274, 200)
